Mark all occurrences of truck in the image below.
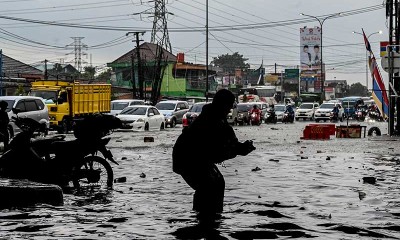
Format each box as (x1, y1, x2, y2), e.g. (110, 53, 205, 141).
(30, 80, 111, 133)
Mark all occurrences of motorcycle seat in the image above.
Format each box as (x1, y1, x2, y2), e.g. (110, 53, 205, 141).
(51, 139, 81, 154)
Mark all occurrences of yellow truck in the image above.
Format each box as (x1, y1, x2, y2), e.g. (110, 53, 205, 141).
(30, 81, 111, 133)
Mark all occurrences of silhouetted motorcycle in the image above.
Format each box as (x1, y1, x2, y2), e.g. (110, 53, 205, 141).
(0, 109, 121, 189)
(355, 109, 367, 122)
(368, 109, 383, 121)
(250, 112, 261, 125)
(282, 112, 294, 123)
(329, 111, 339, 122)
(265, 109, 277, 124)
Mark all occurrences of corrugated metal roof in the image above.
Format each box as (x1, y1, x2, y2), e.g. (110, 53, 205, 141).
(109, 42, 176, 65)
(1, 54, 43, 77)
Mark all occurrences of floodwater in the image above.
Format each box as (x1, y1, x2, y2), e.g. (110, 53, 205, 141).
(1, 121, 400, 239)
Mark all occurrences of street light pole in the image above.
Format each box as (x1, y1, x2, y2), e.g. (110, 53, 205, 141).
(300, 13, 341, 101)
(352, 30, 382, 91)
(205, 0, 209, 102)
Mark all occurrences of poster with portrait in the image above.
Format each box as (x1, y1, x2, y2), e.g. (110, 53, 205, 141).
(300, 27, 322, 72)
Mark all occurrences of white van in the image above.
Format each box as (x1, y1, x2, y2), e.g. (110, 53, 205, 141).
(0, 96, 50, 137)
(110, 99, 145, 116)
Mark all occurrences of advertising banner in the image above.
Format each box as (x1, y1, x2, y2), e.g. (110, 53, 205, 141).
(300, 27, 322, 72)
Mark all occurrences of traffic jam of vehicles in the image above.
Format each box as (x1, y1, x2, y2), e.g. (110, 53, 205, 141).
(111, 88, 382, 131)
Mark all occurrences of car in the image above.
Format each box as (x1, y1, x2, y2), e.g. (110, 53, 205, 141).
(0, 96, 50, 137)
(236, 103, 253, 125)
(295, 102, 319, 121)
(265, 104, 287, 122)
(314, 102, 344, 122)
(110, 99, 145, 116)
(182, 102, 208, 127)
(155, 100, 189, 128)
(116, 105, 165, 131)
(227, 103, 239, 125)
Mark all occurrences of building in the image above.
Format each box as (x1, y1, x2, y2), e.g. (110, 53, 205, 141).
(325, 79, 348, 99)
(107, 42, 217, 101)
(33, 63, 80, 81)
(0, 54, 43, 95)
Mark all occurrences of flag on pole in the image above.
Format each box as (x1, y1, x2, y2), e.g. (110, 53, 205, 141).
(362, 29, 389, 117)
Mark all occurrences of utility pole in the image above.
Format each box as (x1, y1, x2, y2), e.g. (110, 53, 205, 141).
(0, 49, 2, 96)
(126, 32, 145, 100)
(387, 0, 396, 135)
(205, 0, 209, 102)
(130, 53, 136, 99)
(394, 0, 400, 134)
(44, 59, 48, 80)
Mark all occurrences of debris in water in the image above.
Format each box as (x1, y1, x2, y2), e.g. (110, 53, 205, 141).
(326, 156, 331, 160)
(140, 173, 146, 178)
(114, 177, 127, 183)
(363, 177, 376, 184)
(269, 159, 279, 162)
(121, 157, 127, 160)
(252, 166, 261, 172)
(144, 137, 154, 142)
(358, 191, 366, 200)
(301, 156, 308, 159)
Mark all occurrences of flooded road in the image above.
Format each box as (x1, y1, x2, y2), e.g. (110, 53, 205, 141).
(1, 121, 400, 239)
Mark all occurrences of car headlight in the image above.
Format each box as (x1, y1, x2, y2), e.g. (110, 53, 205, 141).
(136, 118, 144, 123)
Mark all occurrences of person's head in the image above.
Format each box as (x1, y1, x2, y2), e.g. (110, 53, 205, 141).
(314, 45, 320, 53)
(303, 45, 309, 53)
(0, 101, 7, 111)
(212, 89, 235, 116)
(253, 105, 258, 109)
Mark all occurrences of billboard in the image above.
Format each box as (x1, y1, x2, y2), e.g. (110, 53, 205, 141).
(300, 27, 322, 71)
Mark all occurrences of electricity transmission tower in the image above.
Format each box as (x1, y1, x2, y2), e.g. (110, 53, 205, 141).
(150, 0, 172, 52)
(66, 37, 87, 72)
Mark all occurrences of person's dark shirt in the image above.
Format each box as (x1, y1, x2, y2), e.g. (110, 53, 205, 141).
(0, 110, 9, 131)
(286, 106, 294, 114)
(173, 104, 240, 174)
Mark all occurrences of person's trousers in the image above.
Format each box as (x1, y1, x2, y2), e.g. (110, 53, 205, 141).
(181, 164, 225, 215)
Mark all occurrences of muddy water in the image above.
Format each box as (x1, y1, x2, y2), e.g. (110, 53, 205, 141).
(1, 121, 400, 239)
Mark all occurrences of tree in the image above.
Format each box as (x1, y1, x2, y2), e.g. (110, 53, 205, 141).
(52, 63, 63, 73)
(96, 68, 112, 82)
(211, 52, 250, 73)
(348, 82, 368, 97)
(82, 66, 96, 80)
(15, 84, 25, 96)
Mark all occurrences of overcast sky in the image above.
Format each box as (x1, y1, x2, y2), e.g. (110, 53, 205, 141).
(0, 0, 388, 86)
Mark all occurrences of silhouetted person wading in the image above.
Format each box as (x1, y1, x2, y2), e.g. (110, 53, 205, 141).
(173, 89, 255, 218)
(0, 101, 9, 151)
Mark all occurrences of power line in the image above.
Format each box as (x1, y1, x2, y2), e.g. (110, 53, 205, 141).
(0, 4, 383, 32)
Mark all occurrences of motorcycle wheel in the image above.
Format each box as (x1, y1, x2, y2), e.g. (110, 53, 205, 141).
(72, 156, 114, 189)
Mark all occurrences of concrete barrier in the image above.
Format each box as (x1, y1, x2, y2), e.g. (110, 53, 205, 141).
(0, 178, 63, 209)
(309, 123, 336, 135)
(301, 125, 330, 140)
